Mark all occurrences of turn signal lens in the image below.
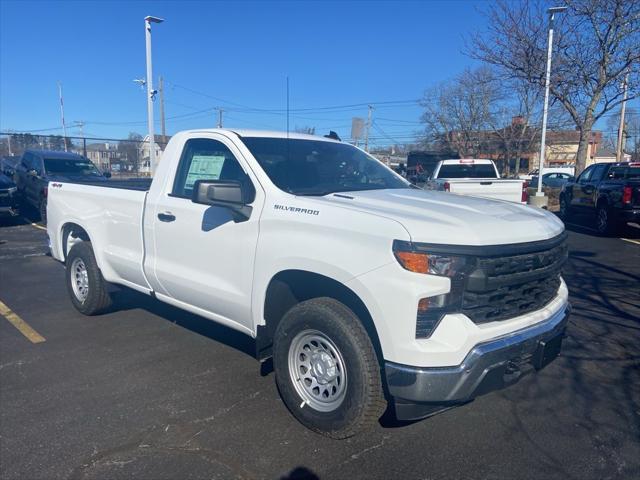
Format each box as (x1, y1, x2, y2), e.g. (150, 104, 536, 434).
(622, 186, 632, 204)
(417, 298, 430, 313)
(395, 251, 429, 274)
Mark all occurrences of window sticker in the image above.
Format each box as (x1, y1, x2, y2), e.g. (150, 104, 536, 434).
(185, 154, 226, 189)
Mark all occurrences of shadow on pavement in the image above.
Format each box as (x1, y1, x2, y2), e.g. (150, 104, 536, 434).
(109, 287, 256, 359)
(493, 241, 640, 478)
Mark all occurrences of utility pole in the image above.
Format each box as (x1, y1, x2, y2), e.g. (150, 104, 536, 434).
(616, 73, 629, 162)
(7, 129, 12, 155)
(159, 75, 166, 139)
(217, 108, 224, 128)
(58, 82, 68, 152)
(364, 104, 373, 152)
(144, 15, 164, 176)
(74, 121, 87, 157)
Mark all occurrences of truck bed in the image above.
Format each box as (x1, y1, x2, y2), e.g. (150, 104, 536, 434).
(78, 178, 153, 191)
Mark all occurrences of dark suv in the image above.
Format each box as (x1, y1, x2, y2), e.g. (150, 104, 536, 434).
(14, 150, 108, 223)
(559, 162, 640, 234)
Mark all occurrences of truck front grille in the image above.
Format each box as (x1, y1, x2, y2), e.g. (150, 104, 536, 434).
(414, 234, 568, 338)
(461, 241, 567, 324)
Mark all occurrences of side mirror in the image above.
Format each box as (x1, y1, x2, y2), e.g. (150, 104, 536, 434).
(191, 179, 253, 222)
(104, 171, 112, 178)
(28, 169, 38, 177)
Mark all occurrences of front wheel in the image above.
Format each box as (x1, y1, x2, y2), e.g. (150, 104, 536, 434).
(559, 195, 570, 221)
(273, 298, 386, 439)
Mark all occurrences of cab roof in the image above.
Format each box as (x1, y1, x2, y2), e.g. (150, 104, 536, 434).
(181, 128, 342, 143)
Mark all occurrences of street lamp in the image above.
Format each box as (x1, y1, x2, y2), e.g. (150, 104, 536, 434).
(535, 6, 567, 202)
(144, 15, 164, 176)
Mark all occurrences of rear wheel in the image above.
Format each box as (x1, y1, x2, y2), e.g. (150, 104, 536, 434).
(66, 242, 112, 315)
(596, 204, 618, 236)
(273, 297, 386, 439)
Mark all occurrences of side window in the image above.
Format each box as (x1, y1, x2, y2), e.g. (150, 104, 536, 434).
(578, 166, 594, 184)
(172, 138, 252, 199)
(22, 153, 32, 169)
(590, 164, 607, 182)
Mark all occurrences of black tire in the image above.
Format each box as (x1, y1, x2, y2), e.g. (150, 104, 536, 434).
(559, 195, 570, 221)
(273, 297, 386, 439)
(596, 204, 618, 236)
(39, 197, 47, 224)
(65, 242, 112, 315)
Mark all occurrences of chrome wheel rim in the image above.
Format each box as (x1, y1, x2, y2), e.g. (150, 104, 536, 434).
(70, 258, 89, 303)
(597, 208, 607, 232)
(288, 329, 347, 412)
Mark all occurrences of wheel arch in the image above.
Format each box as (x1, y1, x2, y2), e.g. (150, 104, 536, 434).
(258, 269, 384, 368)
(596, 194, 609, 209)
(60, 222, 93, 262)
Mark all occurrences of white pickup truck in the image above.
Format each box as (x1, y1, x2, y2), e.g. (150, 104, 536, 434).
(425, 159, 529, 204)
(47, 129, 570, 438)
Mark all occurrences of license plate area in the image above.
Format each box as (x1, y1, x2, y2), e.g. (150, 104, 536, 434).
(533, 332, 563, 370)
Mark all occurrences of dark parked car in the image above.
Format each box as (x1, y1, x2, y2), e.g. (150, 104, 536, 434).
(559, 162, 640, 234)
(1, 155, 21, 177)
(529, 172, 573, 189)
(0, 172, 20, 218)
(14, 150, 109, 223)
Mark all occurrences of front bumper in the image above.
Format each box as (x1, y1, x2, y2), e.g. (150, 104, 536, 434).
(385, 303, 570, 420)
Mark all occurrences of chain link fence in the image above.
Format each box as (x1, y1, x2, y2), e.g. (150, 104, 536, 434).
(0, 132, 169, 178)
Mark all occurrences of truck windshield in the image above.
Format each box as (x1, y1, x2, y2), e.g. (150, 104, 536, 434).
(438, 164, 498, 179)
(44, 158, 102, 176)
(241, 137, 409, 195)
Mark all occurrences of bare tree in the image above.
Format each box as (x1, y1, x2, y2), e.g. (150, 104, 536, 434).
(420, 67, 500, 158)
(118, 132, 144, 173)
(470, 0, 640, 173)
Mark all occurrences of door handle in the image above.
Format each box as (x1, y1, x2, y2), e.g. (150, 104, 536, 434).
(157, 212, 176, 222)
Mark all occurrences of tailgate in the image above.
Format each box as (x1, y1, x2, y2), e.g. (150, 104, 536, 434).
(447, 179, 524, 203)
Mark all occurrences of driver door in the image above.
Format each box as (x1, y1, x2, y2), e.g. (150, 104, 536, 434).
(571, 165, 595, 212)
(144, 135, 263, 332)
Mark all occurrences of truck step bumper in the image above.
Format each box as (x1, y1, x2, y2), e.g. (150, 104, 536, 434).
(385, 304, 571, 421)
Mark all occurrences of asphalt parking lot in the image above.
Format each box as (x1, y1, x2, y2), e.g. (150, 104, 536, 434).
(1, 217, 639, 480)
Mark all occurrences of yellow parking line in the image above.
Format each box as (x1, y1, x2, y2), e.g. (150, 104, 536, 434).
(621, 238, 640, 246)
(0, 300, 46, 344)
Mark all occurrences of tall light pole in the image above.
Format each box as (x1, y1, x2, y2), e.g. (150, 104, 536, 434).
(536, 6, 567, 201)
(144, 15, 163, 176)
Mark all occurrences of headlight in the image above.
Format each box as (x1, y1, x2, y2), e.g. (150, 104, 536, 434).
(393, 240, 467, 277)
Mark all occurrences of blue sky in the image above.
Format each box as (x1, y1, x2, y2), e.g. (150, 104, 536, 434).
(1, 0, 489, 145)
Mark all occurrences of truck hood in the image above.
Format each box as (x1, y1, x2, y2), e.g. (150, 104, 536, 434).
(316, 188, 565, 245)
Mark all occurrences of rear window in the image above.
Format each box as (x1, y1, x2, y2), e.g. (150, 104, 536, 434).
(437, 163, 498, 179)
(44, 157, 102, 176)
(606, 165, 640, 180)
